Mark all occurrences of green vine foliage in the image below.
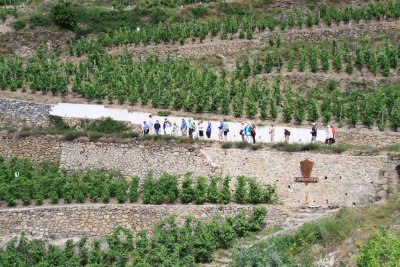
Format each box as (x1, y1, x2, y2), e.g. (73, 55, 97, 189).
(0, 207, 268, 266)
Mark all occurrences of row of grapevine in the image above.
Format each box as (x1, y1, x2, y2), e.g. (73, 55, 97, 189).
(1, 52, 399, 130)
(142, 173, 277, 205)
(0, 157, 277, 207)
(234, 41, 400, 78)
(68, 0, 400, 54)
(0, 207, 267, 266)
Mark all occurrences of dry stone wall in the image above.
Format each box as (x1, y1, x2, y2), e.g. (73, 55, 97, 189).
(58, 140, 399, 208)
(202, 148, 398, 208)
(0, 136, 61, 162)
(0, 204, 287, 240)
(60, 141, 218, 178)
(336, 129, 400, 147)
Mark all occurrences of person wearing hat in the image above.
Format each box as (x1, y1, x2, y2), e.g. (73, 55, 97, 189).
(311, 123, 317, 143)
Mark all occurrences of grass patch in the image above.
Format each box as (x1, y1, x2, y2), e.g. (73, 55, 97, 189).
(221, 142, 233, 149)
(231, 198, 400, 266)
(272, 142, 347, 153)
(381, 143, 400, 152)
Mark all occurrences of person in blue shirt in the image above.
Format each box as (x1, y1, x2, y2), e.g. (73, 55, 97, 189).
(142, 121, 150, 135)
(244, 122, 252, 143)
(206, 122, 212, 138)
(181, 118, 187, 137)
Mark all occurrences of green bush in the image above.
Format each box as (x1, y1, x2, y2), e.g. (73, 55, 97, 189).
(194, 176, 207, 204)
(219, 176, 231, 204)
(12, 19, 25, 31)
(129, 176, 139, 202)
(0, 207, 267, 266)
(51, 1, 76, 29)
(234, 176, 247, 204)
(207, 177, 219, 203)
(29, 13, 50, 28)
(181, 173, 194, 204)
(188, 5, 208, 18)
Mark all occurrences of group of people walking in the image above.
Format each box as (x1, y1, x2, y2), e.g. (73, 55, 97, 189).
(142, 115, 337, 145)
(142, 115, 218, 140)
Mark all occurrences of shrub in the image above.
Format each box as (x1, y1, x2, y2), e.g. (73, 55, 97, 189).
(49, 115, 70, 130)
(234, 176, 247, 204)
(29, 13, 50, 28)
(51, 1, 77, 29)
(83, 117, 129, 134)
(129, 176, 139, 202)
(215, 219, 235, 248)
(12, 19, 25, 31)
(207, 177, 219, 203)
(248, 207, 267, 231)
(219, 176, 231, 204)
(235, 142, 250, 149)
(248, 179, 262, 204)
(356, 230, 400, 266)
(157, 110, 171, 117)
(181, 173, 194, 204)
(230, 211, 251, 237)
(142, 172, 155, 204)
(158, 172, 179, 203)
(221, 142, 233, 149)
(194, 176, 207, 204)
(188, 5, 208, 18)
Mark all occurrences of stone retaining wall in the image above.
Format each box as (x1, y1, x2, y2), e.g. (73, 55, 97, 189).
(60, 141, 218, 178)
(0, 204, 286, 240)
(0, 136, 61, 162)
(336, 129, 400, 147)
(203, 148, 399, 208)
(0, 135, 399, 207)
(0, 98, 51, 118)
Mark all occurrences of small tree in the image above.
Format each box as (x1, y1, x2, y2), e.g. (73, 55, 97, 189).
(219, 176, 231, 204)
(270, 98, 278, 119)
(299, 49, 306, 72)
(181, 174, 194, 204)
(280, 13, 287, 31)
(320, 49, 329, 72)
(294, 93, 305, 124)
(321, 96, 332, 123)
(390, 99, 400, 131)
(310, 49, 318, 73)
(296, 10, 304, 28)
(51, 1, 76, 29)
(264, 52, 273, 73)
(306, 9, 314, 27)
(194, 176, 208, 204)
(234, 176, 247, 204)
(287, 49, 295, 71)
(207, 177, 219, 203)
(288, 10, 295, 28)
(307, 99, 319, 122)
